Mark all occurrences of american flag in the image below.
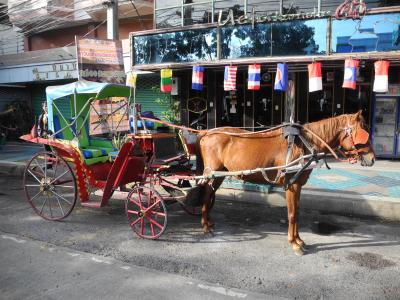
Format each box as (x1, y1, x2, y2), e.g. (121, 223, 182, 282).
(224, 66, 237, 91)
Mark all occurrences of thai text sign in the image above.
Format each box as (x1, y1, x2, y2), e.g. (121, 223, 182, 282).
(76, 38, 126, 84)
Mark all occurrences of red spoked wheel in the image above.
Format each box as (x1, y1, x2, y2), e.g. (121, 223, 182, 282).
(23, 151, 77, 221)
(126, 186, 167, 239)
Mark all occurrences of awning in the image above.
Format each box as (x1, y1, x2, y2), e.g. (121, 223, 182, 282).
(46, 79, 132, 102)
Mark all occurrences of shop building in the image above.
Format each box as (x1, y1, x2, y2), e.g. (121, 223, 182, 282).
(0, 0, 168, 127)
(131, 0, 400, 158)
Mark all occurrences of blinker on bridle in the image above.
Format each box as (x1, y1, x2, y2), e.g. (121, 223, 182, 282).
(340, 124, 370, 164)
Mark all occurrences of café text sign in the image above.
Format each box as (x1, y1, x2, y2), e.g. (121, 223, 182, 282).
(218, 9, 331, 27)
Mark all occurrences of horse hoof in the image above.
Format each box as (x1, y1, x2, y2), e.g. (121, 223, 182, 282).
(203, 226, 213, 234)
(294, 248, 304, 256)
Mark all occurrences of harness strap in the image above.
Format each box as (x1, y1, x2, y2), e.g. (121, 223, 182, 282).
(285, 137, 294, 165)
(260, 168, 282, 184)
(284, 154, 317, 190)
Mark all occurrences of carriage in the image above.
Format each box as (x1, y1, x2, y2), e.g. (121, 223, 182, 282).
(20, 80, 375, 254)
(21, 80, 206, 239)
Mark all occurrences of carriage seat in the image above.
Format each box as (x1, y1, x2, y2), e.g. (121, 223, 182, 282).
(73, 117, 116, 165)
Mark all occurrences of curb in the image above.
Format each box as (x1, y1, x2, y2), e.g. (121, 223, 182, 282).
(216, 188, 400, 222)
(0, 161, 26, 177)
(2, 160, 400, 221)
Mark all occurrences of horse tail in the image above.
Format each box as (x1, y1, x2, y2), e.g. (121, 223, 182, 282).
(195, 133, 205, 175)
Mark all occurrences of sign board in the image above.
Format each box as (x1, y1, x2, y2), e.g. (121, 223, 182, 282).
(76, 38, 126, 84)
(89, 97, 129, 135)
(218, 8, 330, 27)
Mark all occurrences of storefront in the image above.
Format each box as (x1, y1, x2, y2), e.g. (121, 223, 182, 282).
(131, 3, 400, 158)
(373, 85, 400, 158)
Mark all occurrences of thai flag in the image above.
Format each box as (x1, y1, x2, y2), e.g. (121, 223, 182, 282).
(308, 62, 322, 93)
(248, 64, 261, 90)
(342, 59, 359, 90)
(373, 60, 389, 93)
(274, 63, 288, 91)
(224, 66, 237, 91)
(192, 66, 204, 91)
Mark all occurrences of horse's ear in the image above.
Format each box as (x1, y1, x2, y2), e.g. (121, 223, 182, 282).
(354, 110, 363, 120)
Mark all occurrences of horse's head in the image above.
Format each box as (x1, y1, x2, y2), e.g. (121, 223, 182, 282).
(338, 111, 375, 166)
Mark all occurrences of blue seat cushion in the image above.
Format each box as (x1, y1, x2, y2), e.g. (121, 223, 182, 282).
(81, 147, 115, 159)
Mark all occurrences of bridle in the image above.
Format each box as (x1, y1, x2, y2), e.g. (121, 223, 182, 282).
(339, 123, 370, 163)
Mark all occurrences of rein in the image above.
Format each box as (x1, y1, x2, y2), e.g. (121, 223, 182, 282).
(139, 116, 370, 164)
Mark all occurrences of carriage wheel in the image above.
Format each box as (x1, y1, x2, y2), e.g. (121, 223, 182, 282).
(23, 151, 77, 221)
(126, 186, 167, 239)
(180, 194, 215, 216)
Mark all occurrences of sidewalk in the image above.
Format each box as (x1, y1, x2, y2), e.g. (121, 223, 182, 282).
(1, 141, 400, 220)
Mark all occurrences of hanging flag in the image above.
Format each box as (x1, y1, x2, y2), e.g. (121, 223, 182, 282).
(248, 64, 261, 90)
(373, 60, 390, 93)
(308, 62, 322, 93)
(224, 66, 237, 91)
(274, 63, 288, 91)
(126, 71, 137, 88)
(160, 69, 172, 92)
(192, 66, 204, 91)
(342, 59, 359, 90)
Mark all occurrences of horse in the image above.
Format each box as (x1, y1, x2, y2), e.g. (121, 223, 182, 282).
(196, 111, 375, 256)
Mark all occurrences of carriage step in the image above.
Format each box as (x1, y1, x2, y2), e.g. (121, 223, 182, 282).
(81, 201, 102, 208)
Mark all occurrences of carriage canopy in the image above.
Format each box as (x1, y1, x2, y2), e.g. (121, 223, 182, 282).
(46, 80, 132, 133)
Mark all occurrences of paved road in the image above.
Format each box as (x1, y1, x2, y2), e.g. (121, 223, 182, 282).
(1, 175, 400, 299)
(0, 234, 270, 300)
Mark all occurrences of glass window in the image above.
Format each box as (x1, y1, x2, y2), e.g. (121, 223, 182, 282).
(214, 0, 245, 20)
(221, 23, 272, 59)
(156, 8, 182, 28)
(272, 18, 327, 56)
(133, 28, 218, 65)
(247, 0, 281, 15)
(331, 13, 400, 53)
(183, 3, 213, 26)
(155, 0, 181, 9)
(321, 0, 385, 12)
(283, 0, 319, 14)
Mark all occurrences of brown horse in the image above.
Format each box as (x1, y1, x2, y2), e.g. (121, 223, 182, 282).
(196, 111, 375, 256)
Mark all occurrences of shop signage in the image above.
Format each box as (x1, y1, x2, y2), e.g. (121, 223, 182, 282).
(32, 62, 76, 81)
(335, 0, 366, 20)
(76, 38, 126, 84)
(218, 8, 331, 27)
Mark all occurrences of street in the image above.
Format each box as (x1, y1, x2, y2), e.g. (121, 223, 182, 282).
(1, 174, 400, 299)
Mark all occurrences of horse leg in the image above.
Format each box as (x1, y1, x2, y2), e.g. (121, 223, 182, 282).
(204, 177, 224, 228)
(294, 187, 306, 249)
(201, 181, 214, 233)
(285, 183, 303, 256)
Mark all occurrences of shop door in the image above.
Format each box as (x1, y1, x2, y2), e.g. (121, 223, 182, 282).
(215, 70, 244, 128)
(372, 97, 400, 158)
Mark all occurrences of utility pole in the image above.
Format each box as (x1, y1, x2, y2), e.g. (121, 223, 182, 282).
(103, 0, 119, 40)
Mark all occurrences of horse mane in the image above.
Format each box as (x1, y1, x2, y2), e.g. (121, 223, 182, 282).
(205, 126, 283, 138)
(203, 113, 361, 144)
(303, 114, 351, 149)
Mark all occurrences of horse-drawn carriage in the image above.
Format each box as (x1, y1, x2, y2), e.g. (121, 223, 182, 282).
(21, 80, 205, 239)
(21, 79, 375, 255)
